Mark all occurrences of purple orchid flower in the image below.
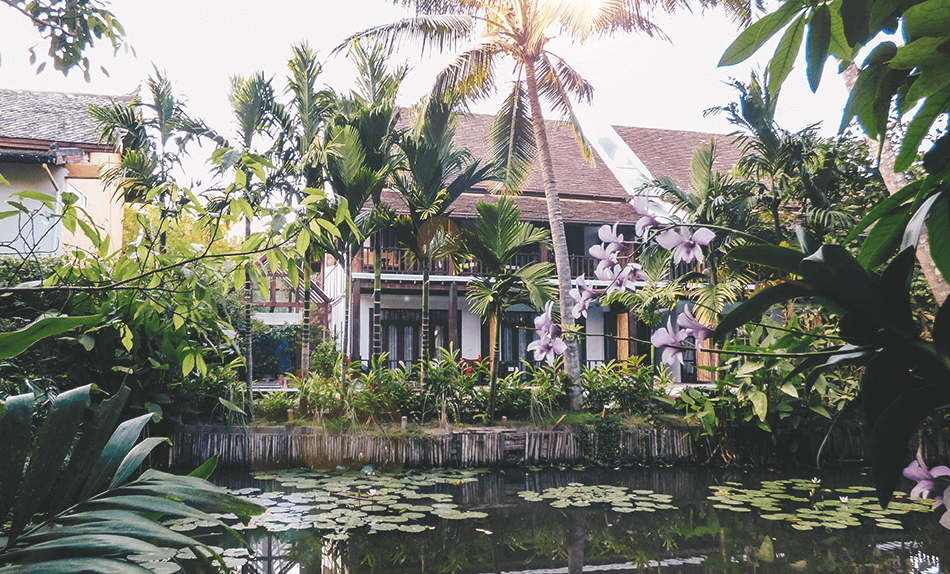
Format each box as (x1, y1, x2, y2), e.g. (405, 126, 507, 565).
(650, 319, 689, 367)
(570, 274, 597, 319)
(677, 307, 713, 352)
(589, 242, 621, 267)
(527, 333, 567, 365)
(904, 451, 950, 506)
(656, 227, 716, 264)
(598, 224, 625, 253)
(534, 301, 560, 339)
(632, 197, 660, 237)
(606, 262, 644, 295)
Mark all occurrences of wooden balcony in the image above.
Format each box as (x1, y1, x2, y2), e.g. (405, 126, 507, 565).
(361, 248, 599, 278)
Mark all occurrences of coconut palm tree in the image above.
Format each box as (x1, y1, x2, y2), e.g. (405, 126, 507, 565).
(340, 0, 749, 408)
(390, 93, 494, 381)
(464, 197, 556, 423)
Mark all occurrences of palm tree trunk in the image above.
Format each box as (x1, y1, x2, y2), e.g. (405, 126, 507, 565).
(244, 217, 254, 414)
(373, 236, 382, 364)
(842, 63, 950, 304)
(524, 60, 583, 408)
(301, 254, 312, 376)
(488, 312, 499, 424)
(420, 257, 430, 388)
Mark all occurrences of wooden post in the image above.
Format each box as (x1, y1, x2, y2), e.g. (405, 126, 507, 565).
(448, 281, 459, 351)
(616, 312, 629, 361)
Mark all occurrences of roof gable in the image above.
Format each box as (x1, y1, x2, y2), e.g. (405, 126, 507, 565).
(0, 89, 133, 149)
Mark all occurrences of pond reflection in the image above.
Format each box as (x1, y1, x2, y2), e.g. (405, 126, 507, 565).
(198, 467, 946, 574)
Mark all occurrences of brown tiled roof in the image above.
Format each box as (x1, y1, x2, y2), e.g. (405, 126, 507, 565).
(0, 89, 133, 149)
(393, 108, 636, 224)
(611, 125, 743, 190)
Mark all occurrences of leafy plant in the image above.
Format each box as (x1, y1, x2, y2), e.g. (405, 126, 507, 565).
(0, 384, 263, 572)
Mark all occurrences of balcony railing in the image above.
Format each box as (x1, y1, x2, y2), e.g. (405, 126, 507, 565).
(361, 248, 600, 278)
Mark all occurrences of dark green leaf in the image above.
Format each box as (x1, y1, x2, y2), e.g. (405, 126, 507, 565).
(878, 247, 919, 336)
(0, 393, 34, 527)
(719, 0, 805, 66)
(21, 510, 198, 548)
(80, 413, 154, 500)
(868, 0, 902, 34)
(714, 282, 815, 340)
(1, 534, 161, 564)
(927, 193, 950, 293)
(857, 203, 914, 268)
(870, 382, 950, 507)
(906, 60, 950, 105)
(9, 385, 92, 542)
(800, 245, 880, 314)
(48, 386, 130, 515)
(840, 0, 871, 46)
(901, 192, 942, 251)
(767, 14, 806, 96)
(108, 437, 170, 490)
(81, 494, 225, 520)
(725, 244, 804, 275)
(0, 558, 154, 573)
(923, 131, 950, 176)
(894, 90, 950, 172)
(806, 4, 831, 92)
(934, 292, 950, 357)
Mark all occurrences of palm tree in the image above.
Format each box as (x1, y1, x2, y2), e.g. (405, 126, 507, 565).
(315, 42, 404, 361)
(464, 197, 556, 423)
(341, 0, 748, 408)
(391, 93, 494, 381)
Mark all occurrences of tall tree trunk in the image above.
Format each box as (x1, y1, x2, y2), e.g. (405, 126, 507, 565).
(487, 312, 499, 424)
(244, 217, 254, 414)
(842, 63, 950, 304)
(524, 60, 583, 409)
(373, 236, 382, 366)
(301, 254, 312, 377)
(420, 257, 430, 388)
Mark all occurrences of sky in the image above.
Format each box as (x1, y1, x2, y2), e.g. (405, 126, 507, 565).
(0, 0, 852, 160)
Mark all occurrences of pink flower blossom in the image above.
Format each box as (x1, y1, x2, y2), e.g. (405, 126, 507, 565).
(534, 301, 560, 339)
(597, 224, 625, 253)
(677, 307, 713, 352)
(632, 197, 660, 237)
(527, 333, 567, 365)
(650, 319, 689, 367)
(656, 228, 716, 264)
(570, 275, 597, 318)
(904, 452, 950, 505)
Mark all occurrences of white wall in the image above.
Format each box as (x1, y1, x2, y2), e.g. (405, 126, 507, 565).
(0, 163, 63, 256)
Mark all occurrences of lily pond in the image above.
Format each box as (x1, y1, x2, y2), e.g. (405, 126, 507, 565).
(158, 466, 948, 573)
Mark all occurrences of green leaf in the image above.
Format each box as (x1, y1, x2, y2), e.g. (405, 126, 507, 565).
(840, 43, 897, 138)
(878, 247, 919, 336)
(889, 36, 946, 70)
(0, 534, 162, 564)
(806, 4, 831, 92)
(0, 315, 102, 360)
(845, 176, 922, 240)
(840, 0, 870, 46)
(47, 387, 130, 515)
(14, 189, 56, 207)
(719, 0, 805, 66)
(0, 393, 34, 527)
(827, 1, 854, 62)
(108, 437, 171, 489)
(750, 390, 768, 421)
(0, 172, 9, 188)
(894, 90, 950, 172)
(714, 282, 815, 340)
(928, 193, 950, 292)
(725, 244, 804, 275)
(904, 0, 950, 37)
(767, 13, 806, 96)
(901, 192, 942, 251)
(870, 382, 950, 507)
(218, 397, 246, 415)
(858, 205, 914, 268)
(737, 361, 764, 378)
(182, 353, 196, 378)
(780, 382, 800, 397)
(9, 385, 92, 542)
(188, 455, 219, 480)
(21, 510, 198, 548)
(906, 60, 950, 106)
(81, 494, 226, 521)
(0, 558, 154, 573)
(80, 413, 154, 500)
(800, 245, 880, 314)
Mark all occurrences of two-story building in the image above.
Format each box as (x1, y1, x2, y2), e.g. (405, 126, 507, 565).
(321, 111, 741, 381)
(0, 89, 129, 257)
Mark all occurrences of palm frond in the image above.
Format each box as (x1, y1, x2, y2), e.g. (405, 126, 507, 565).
(489, 80, 535, 193)
(332, 14, 475, 56)
(535, 52, 594, 162)
(429, 38, 500, 103)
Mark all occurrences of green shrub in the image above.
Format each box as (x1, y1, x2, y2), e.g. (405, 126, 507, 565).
(256, 391, 297, 421)
(581, 358, 658, 414)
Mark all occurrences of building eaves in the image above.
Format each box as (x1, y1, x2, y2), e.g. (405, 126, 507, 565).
(0, 89, 134, 150)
